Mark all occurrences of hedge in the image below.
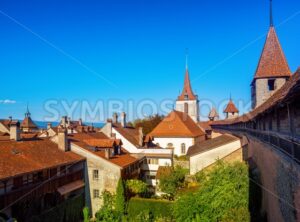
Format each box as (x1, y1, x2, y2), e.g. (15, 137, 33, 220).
(127, 197, 173, 220)
(29, 194, 84, 222)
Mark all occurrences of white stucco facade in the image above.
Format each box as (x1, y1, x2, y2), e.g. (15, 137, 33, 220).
(152, 137, 195, 156)
(189, 139, 241, 175)
(175, 100, 199, 123)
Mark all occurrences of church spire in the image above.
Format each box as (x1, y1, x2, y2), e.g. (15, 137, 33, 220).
(25, 103, 31, 118)
(253, 0, 291, 80)
(270, 0, 273, 27)
(177, 52, 197, 101)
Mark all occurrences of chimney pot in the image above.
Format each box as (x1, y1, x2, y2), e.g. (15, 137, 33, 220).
(58, 126, 68, 152)
(79, 118, 83, 126)
(47, 122, 52, 130)
(121, 112, 126, 128)
(105, 148, 111, 159)
(113, 113, 118, 124)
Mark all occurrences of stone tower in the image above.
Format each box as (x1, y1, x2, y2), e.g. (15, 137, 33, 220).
(175, 56, 199, 123)
(251, 0, 291, 109)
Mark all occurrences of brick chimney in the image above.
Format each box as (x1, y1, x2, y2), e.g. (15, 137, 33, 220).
(10, 121, 20, 141)
(58, 126, 68, 152)
(121, 112, 126, 128)
(138, 127, 144, 147)
(113, 113, 118, 124)
(47, 122, 52, 130)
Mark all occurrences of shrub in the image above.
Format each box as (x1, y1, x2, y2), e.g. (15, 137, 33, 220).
(159, 166, 188, 197)
(115, 179, 126, 215)
(126, 179, 148, 197)
(95, 191, 121, 222)
(83, 207, 90, 222)
(127, 198, 173, 221)
(173, 161, 250, 222)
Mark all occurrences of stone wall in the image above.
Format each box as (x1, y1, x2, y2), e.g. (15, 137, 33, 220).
(246, 136, 300, 222)
(253, 78, 286, 109)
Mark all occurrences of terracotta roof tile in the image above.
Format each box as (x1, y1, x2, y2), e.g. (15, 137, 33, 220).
(187, 134, 239, 156)
(212, 68, 300, 126)
(70, 133, 139, 168)
(149, 111, 205, 137)
(177, 69, 197, 101)
(113, 123, 141, 146)
(0, 138, 84, 180)
(21, 116, 38, 129)
(224, 100, 239, 113)
(254, 27, 291, 79)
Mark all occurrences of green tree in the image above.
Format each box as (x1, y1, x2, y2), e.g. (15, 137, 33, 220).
(95, 191, 121, 222)
(126, 179, 148, 197)
(115, 179, 126, 215)
(83, 207, 90, 222)
(158, 166, 188, 197)
(173, 161, 250, 222)
(133, 114, 164, 135)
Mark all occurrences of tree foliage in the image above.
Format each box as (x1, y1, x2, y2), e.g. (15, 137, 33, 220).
(115, 179, 126, 215)
(126, 179, 148, 197)
(173, 161, 250, 222)
(95, 191, 121, 222)
(159, 166, 188, 197)
(133, 114, 164, 135)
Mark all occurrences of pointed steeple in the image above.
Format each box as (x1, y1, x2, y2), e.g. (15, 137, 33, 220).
(253, 0, 291, 79)
(270, 0, 273, 27)
(25, 103, 31, 117)
(177, 51, 197, 101)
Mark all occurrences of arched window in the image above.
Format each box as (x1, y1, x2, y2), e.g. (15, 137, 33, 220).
(167, 143, 174, 149)
(181, 143, 186, 154)
(184, 103, 189, 114)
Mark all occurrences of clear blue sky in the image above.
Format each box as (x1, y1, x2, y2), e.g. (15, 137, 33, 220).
(0, 0, 299, 122)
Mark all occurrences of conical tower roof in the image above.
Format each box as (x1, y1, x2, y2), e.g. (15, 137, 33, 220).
(177, 69, 197, 101)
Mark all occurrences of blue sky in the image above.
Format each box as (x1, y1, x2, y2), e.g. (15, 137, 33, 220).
(0, 0, 299, 122)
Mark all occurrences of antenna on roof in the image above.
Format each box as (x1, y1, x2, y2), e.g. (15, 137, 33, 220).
(185, 48, 189, 70)
(229, 93, 232, 101)
(270, 0, 273, 27)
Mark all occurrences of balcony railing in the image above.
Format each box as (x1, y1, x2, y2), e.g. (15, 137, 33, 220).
(213, 125, 300, 164)
(0, 170, 84, 209)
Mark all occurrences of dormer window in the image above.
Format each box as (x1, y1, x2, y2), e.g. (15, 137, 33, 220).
(268, 79, 275, 91)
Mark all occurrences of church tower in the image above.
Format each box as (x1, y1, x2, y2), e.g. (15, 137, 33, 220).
(251, 0, 291, 109)
(175, 54, 199, 123)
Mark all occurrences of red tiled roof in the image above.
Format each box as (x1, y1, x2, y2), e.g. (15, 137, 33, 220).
(21, 116, 38, 129)
(113, 123, 141, 146)
(177, 69, 197, 101)
(0, 119, 12, 131)
(212, 68, 300, 126)
(0, 138, 84, 180)
(254, 27, 291, 79)
(70, 133, 139, 168)
(83, 139, 122, 148)
(208, 108, 219, 119)
(187, 134, 239, 156)
(198, 121, 212, 131)
(224, 100, 239, 113)
(149, 111, 205, 138)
